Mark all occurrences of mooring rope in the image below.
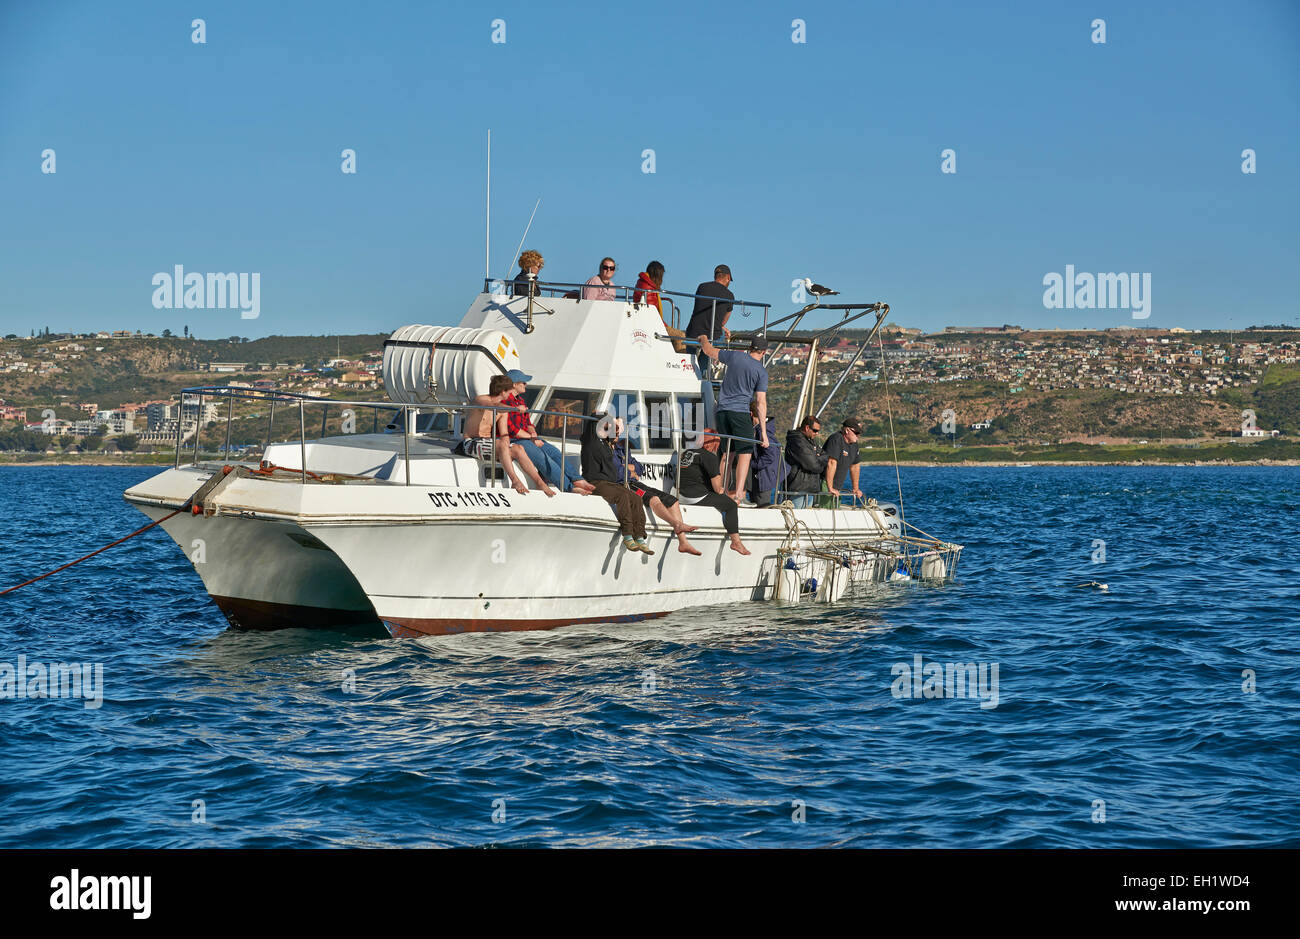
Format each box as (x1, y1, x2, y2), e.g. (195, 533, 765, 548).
(0, 508, 185, 596)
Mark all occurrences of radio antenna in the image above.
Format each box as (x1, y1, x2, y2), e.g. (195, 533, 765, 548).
(504, 199, 542, 282)
(484, 129, 491, 282)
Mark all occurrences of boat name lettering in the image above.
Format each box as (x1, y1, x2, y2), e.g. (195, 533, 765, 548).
(427, 490, 511, 509)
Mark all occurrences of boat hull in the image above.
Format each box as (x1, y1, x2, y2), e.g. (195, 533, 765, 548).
(126, 467, 901, 635)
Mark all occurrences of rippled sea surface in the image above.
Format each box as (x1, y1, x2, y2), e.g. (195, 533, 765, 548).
(0, 465, 1297, 848)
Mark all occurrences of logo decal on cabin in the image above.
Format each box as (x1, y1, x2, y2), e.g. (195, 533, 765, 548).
(631, 329, 650, 349)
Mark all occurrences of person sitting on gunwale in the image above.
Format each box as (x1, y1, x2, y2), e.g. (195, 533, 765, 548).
(457, 374, 551, 496)
(581, 411, 654, 554)
(610, 419, 702, 556)
(502, 369, 595, 494)
(675, 429, 751, 556)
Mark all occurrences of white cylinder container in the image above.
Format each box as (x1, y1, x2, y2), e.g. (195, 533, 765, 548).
(775, 554, 809, 604)
(383, 325, 523, 405)
(920, 552, 948, 581)
(816, 563, 850, 602)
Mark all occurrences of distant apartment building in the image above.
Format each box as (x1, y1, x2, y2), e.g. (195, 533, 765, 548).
(146, 400, 219, 431)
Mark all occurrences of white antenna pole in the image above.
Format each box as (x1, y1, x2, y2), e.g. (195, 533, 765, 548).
(505, 199, 541, 282)
(485, 130, 491, 283)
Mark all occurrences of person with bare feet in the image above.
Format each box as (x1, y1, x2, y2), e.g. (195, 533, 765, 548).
(674, 429, 751, 555)
(502, 369, 596, 495)
(580, 411, 654, 554)
(611, 419, 701, 556)
(457, 374, 547, 496)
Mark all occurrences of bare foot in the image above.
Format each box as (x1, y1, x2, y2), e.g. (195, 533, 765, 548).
(729, 537, 751, 556)
(674, 525, 699, 534)
(542, 485, 557, 497)
(678, 537, 702, 556)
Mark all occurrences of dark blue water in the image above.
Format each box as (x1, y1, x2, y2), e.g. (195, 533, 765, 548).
(0, 465, 1296, 847)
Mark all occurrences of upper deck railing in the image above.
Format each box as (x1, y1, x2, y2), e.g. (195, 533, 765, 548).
(482, 277, 771, 333)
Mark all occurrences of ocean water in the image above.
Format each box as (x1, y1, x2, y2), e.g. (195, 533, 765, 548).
(0, 464, 1296, 848)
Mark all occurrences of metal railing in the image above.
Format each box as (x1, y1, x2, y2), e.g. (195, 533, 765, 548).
(169, 385, 872, 512)
(483, 278, 770, 335)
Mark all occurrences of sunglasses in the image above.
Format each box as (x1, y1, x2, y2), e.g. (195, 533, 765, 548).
(601, 265, 616, 271)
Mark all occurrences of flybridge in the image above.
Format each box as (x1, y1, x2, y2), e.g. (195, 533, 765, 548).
(466, 277, 892, 425)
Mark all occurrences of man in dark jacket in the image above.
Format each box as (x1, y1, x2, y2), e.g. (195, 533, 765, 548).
(581, 412, 653, 554)
(783, 415, 826, 508)
(748, 405, 781, 508)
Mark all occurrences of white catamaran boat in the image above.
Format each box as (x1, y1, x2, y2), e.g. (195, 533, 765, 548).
(123, 278, 962, 636)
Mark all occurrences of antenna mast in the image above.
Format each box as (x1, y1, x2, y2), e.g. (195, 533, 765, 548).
(505, 199, 541, 282)
(485, 130, 491, 282)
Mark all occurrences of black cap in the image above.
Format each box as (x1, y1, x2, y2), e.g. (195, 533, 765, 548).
(842, 418, 863, 433)
(748, 336, 768, 352)
(714, 264, 732, 281)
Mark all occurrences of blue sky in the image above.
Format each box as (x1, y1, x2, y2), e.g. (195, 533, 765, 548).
(1, 0, 1296, 339)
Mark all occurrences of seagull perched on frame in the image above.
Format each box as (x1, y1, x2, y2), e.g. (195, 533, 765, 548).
(803, 278, 839, 300)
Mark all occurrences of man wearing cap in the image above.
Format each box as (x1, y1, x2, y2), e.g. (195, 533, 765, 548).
(702, 336, 769, 504)
(686, 264, 736, 346)
(503, 369, 595, 494)
(685, 265, 736, 432)
(822, 418, 865, 506)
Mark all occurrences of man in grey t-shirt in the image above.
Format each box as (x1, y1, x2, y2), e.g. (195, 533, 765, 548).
(702, 336, 769, 503)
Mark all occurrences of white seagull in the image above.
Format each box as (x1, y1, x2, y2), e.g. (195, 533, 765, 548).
(803, 277, 839, 299)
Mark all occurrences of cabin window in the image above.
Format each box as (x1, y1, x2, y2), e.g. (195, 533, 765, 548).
(609, 392, 642, 449)
(678, 394, 705, 446)
(644, 394, 673, 450)
(536, 388, 596, 438)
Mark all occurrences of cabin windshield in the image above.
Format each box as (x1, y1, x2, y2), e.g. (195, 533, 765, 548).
(536, 388, 596, 438)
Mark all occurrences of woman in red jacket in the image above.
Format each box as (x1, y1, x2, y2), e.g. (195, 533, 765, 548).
(634, 260, 686, 350)
(633, 260, 664, 310)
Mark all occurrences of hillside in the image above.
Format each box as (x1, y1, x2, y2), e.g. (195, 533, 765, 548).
(2, 328, 1297, 460)
(0, 334, 389, 409)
